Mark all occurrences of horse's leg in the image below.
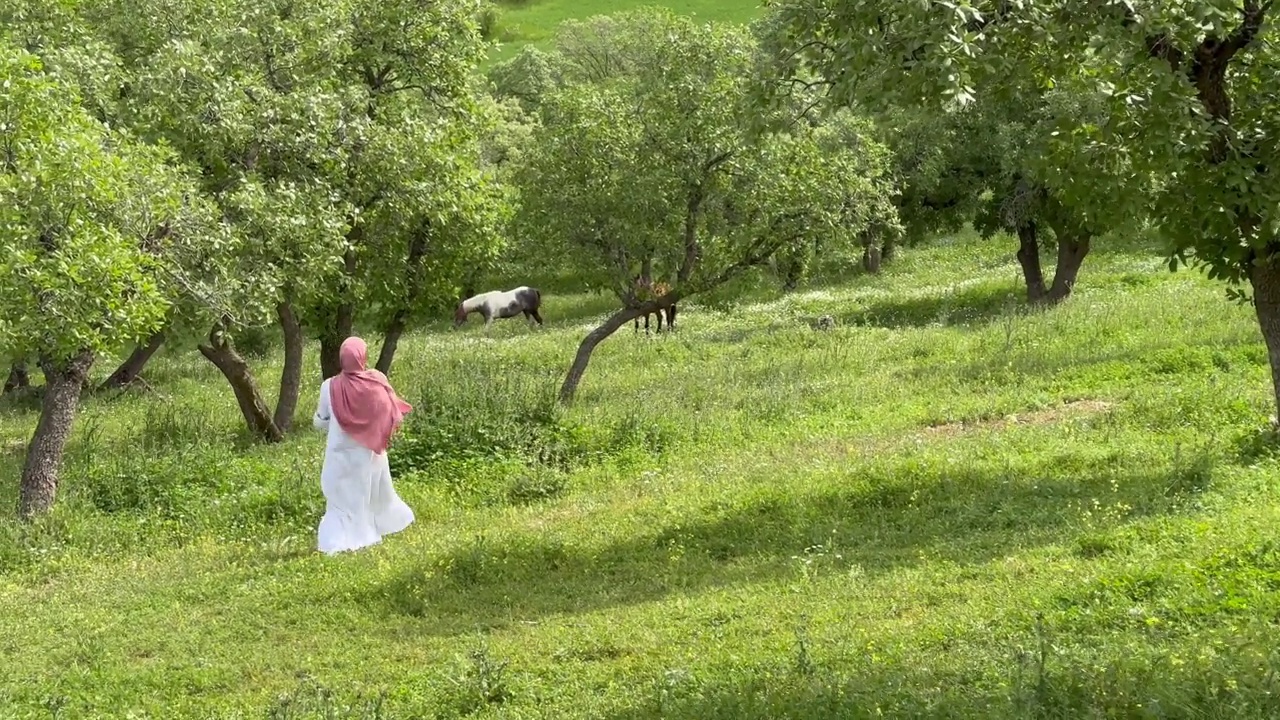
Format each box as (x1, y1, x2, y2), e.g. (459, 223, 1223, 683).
(644, 313, 651, 336)
(656, 309, 664, 333)
(634, 316, 640, 333)
(531, 309, 544, 325)
(669, 304, 677, 331)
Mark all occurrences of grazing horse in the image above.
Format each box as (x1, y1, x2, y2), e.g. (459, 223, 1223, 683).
(632, 276, 677, 334)
(454, 286, 544, 329)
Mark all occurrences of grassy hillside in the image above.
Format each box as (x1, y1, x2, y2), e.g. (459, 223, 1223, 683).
(3, 231, 1280, 717)
(485, 0, 764, 63)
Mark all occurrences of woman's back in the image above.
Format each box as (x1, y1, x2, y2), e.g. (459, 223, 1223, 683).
(314, 378, 373, 455)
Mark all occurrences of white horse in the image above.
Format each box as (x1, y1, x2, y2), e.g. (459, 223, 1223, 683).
(454, 286, 544, 329)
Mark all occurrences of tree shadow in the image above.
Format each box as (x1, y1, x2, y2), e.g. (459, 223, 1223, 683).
(599, 632, 1280, 720)
(836, 281, 1026, 330)
(365, 448, 1208, 638)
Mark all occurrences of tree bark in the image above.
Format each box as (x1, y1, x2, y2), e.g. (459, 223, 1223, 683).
(882, 236, 897, 264)
(320, 246, 358, 379)
(862, 241, 883, 274)
(779, 254, 802, 291)
(1015, 221, 1048, 304)
(319, 304, 354, 379)
(19, 351, 94, 519)
(273, 301, 304, 432)
(1045, 232, 1092, 304)
(99, 330, 165, 391)
(376, 310, 407, 377)
(1250, 255, 1280, 421)
(4, 362, 29, 394)
(375, 231, 428, 378)
(198, 322, 283, 443)
(559, 305, 649, 405)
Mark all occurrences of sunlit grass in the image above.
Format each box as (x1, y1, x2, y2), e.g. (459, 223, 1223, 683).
(3, 230, 1280, 717)
(482, 0, 765, 64)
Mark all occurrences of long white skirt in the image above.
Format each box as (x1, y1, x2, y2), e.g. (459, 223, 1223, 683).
(313, 379, 415, 554)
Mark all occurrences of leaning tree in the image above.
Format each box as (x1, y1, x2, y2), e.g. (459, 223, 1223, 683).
(759, 0, 1280, 413)
(513, 8, 900, 403)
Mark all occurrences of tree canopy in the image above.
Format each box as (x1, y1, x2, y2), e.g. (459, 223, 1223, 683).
(758, 0, 1280, 408)
(511, 8, 900, 401)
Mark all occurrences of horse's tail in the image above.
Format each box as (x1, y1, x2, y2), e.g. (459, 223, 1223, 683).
(530, 286, 542, 308)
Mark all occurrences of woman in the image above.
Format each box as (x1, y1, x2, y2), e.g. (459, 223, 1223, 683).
(312, 336, 416, 554)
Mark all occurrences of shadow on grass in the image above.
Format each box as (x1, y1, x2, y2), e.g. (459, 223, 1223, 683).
(600, 626, 1280, 720)
(840, 281, 1027, 330)
(368, 449, 1209, 637)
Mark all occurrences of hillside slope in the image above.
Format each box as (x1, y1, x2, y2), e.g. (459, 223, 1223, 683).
(3, 232, 1280, 717)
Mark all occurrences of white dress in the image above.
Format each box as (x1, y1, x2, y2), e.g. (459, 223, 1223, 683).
(312, 378, 415, 554)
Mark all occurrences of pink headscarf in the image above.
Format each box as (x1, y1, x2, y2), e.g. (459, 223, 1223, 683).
(329, 337, 413, 454)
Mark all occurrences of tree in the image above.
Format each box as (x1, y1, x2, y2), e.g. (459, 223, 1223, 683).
(359, 121, 512, 377)
(57, 0, 354, 440)
(772, 109, 903, 287)
(756, 2, 1148, 304)
(873, 107, 996, 268)
(308, 0, 493, 379)
(757, 0, 1280, 411)
(0, 44, 203, 517)
(513, 9, 900, 403)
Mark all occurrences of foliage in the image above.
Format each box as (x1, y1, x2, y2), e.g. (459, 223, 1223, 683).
(514, 8, 900, 306)
(755, 0, 1276, 286)
(0, 42, 207, 362)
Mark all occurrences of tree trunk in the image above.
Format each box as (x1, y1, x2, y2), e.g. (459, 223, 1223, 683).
(99, 330, 165, 390)
(1045, 232, 1092, 304)
(4, 362, 29, 394)
(882, 236, 897, 264)
(780, 254, 802, 291)
(319, 303, 354, 380)
(1015, 221, 1048, 304)
(375, 231, 428, 379)
(1250, 255, 1280, 422)
(273, 301, 304, 432)
(376, 310, 407, 377)
(862, 241, 883, 274)
(320, 246, 359, 379)
(198, 322, 283, 443)
(19, 351, 94, 519)
(559, 306, 647, 405)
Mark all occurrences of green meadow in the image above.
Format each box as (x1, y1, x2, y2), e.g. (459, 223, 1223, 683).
(484, 0, 764, 63)
(4, 230, 1280, 718)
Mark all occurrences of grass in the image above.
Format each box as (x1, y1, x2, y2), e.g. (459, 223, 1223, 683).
(4, 230, 1280, 718)
(482, 0, 764, 64)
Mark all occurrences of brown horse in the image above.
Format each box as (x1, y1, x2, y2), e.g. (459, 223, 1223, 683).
(632, 276, 677, 335)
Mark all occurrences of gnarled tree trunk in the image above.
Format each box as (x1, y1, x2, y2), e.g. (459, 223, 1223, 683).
(1250, 255, 1280, 421)
(273, 301, 304, 432)
(559, 305, 649, 404)
(198, 321, 283, 443)
(1046, 232, 1092, 304)
(376, 310, 407, 377)
(1015, 221, 1048, 304)
(19, 351, 94, 519)
(4, 362, 29, 394)
(319, 304, 354, 379)
(99, 330, 165, 391)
